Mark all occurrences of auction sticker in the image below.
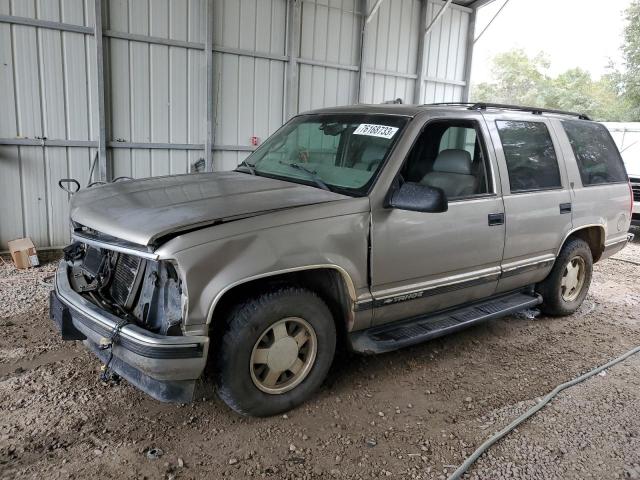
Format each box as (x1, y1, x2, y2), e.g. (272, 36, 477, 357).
(353, 124, 399, 139)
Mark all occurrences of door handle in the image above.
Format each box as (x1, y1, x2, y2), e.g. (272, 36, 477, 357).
(559, 203, 572, 214)
(488, 213, 504, 226)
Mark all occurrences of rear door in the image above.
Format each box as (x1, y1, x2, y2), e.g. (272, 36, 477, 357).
(551, 118, 632, 254)
(485, 114, 573, 293)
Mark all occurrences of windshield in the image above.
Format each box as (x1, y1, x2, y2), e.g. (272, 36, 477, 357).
(242, 114, 409, 195)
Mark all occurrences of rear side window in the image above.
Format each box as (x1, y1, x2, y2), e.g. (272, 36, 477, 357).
(561, 120, 627, 185)
(496, 120, 562, 192)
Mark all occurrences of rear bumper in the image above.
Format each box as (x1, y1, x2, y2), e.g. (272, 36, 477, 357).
(50, 261, 209, 402)
(601, 233, 635, 260)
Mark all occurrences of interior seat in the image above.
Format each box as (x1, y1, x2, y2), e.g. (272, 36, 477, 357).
(420, 149, 477, 198)
(352, 143, 388, 171)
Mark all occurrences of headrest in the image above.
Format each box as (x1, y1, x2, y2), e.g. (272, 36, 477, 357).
(360, 143, 388, 163)
(432, 149, 472, 175)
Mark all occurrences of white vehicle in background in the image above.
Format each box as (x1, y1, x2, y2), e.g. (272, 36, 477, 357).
(604, 122, 640, 227)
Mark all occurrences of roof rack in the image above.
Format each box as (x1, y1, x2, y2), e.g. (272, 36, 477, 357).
(423, 102, 591, 121)
(426, 102, 476, 107)
(468, 102, 591, 121)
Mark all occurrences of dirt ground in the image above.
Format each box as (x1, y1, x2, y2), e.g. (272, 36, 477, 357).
(1, 234, 639, 480)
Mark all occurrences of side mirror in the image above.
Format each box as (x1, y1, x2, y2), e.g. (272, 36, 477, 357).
(387, 182, 448, 213)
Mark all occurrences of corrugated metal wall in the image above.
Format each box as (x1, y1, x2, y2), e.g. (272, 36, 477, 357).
(0, 0, 474, 249)
(420, 0, 470, 103)
(361, 0, 421, 103)
(106, 0, 207, 179)
(0, 0, 98, 247)
(297, 0, 361, 110)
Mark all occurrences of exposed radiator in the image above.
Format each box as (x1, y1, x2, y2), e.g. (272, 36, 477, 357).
(110, 253, 145, 309)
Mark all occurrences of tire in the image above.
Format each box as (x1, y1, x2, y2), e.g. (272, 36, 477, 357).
(537, 237, 593, 316)
(215, 287, 336, 417)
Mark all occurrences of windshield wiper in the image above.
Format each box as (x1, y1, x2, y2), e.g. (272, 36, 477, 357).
(236, 160, 256, 175)
(278, 161, 331, 191)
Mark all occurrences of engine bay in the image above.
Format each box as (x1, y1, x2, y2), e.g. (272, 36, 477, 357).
(63, 242, 184, 336)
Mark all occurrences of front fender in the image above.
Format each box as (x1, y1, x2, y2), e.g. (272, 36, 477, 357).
(169, 212, 370, 328)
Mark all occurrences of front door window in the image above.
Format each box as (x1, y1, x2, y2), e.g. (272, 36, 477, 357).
(401, 121, 493, 200)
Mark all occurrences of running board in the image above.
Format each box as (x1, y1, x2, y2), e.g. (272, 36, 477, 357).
(349, 292, 542, 354)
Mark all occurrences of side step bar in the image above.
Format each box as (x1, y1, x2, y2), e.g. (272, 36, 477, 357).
(349, 291, 542, 354)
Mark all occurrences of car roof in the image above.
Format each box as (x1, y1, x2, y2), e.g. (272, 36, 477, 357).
(301, 103, 428, 117)
(300, 103, 591, 122)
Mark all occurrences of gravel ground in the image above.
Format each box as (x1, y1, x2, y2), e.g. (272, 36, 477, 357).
(1, 235, 639, 480)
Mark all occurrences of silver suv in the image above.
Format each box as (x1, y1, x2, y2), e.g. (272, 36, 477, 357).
(50, 103, 634, 416)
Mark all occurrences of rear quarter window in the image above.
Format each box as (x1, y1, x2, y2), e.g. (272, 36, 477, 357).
(496, 120, 562, 193)
(561, 120, 628, 185)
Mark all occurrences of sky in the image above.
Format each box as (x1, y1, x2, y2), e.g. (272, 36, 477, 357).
(471, 0, 632, 83)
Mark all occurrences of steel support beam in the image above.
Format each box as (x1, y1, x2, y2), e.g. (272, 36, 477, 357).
(0, 138, 255, 152)
(357, 0, 369, 103)
(104, 30, 204, 50)
(368, 68, 417, 80)
(473, 0, 510, 44)
(424, 0, 453, 38)
(365, 0, 385, 23)
(205, 0, 215, 171)
(0, 138, 96, 147)
(462, 6, 477, 101)
(413, 0, 429, 104)
(425, 76, 466, 86)
(0, 14, 93, 34)
(94, 0, 109, 181)
(285, 0, 302, 119)
(297, 57, 359, 72)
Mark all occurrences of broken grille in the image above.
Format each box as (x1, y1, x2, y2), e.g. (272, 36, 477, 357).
(110, 253, 145, 309)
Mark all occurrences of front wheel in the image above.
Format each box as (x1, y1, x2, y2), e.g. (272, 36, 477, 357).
(215, 287, 336, 416)
(537, 237, 593, 316)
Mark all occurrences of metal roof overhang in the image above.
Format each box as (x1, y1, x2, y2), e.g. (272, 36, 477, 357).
(453, 0, 497, 8)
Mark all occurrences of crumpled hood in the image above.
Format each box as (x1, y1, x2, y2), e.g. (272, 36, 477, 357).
(69, 171, 347, 246)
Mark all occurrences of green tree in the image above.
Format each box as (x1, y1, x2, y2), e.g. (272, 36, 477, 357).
(622, 0, 640, 119)
(472, 49, 550, 106)
(471, 50, 631, 121)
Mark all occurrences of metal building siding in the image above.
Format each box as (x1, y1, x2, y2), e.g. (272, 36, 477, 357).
(213, 0, 286, 171)
(421, 0, 469, 103)
(0, 0, 475, 249)
(362, 0, 421, 104)
(297, 0, 361, 111)
(0, 0, 96, 247)
(9, 0, 95, 26)
(106, 0, 207, 179)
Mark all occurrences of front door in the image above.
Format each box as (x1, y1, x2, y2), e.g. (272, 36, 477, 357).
(370, 118, 506, 326)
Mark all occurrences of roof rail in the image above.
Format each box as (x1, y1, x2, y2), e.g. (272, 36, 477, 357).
(468, 102, 591, 121)
(425, 102, 476, 107)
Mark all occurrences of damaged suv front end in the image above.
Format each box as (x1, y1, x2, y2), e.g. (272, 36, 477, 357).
(50, 227, 208, 403)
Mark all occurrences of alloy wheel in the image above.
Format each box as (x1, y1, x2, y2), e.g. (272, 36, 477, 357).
(250, 317, 318, 394)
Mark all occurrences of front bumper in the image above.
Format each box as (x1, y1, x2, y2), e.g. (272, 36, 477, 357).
(50, 261, 209, 403)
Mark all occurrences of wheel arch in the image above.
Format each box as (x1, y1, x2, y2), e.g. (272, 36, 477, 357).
(558, 224, 606, 263)
(206, 265, 357, 338)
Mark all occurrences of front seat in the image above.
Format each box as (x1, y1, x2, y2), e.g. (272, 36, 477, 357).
(352, 143, 388, 171)
(420, 149, 477, 198)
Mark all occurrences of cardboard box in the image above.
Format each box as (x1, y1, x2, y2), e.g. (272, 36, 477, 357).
(8, 237, 40, 269)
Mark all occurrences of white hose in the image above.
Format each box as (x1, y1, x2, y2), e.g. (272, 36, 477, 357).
(447, 344, 640, 480)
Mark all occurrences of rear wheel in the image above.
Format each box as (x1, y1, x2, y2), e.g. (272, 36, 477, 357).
(537, 237, 593, 316)
(215, 287, 336, 416)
